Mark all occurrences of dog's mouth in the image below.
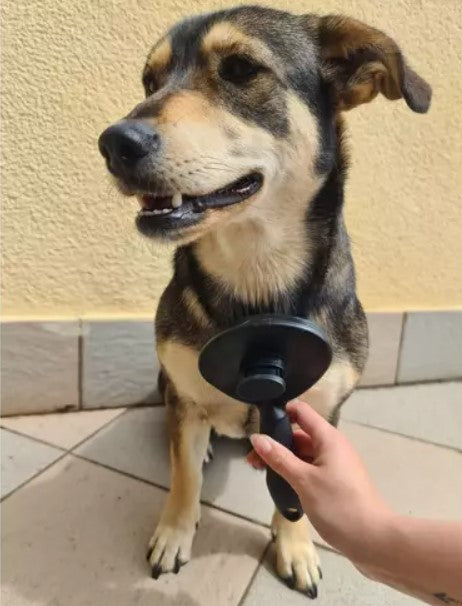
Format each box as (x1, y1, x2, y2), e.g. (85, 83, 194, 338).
(135, 172, 263, 238)
(138, 172, 263, 219)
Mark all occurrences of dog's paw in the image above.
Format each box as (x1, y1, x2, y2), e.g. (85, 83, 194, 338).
(272, 512, 321, 598)
(147, 511, 199, 578)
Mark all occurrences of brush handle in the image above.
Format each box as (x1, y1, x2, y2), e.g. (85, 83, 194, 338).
(259, 404, 303, 522)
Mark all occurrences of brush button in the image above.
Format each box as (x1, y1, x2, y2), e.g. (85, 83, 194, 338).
(237, 358, 286, 402)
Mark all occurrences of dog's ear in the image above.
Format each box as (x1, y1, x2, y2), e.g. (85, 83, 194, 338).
(317, 15, 431, 113)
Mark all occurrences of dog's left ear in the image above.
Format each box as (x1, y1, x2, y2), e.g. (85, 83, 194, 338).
(316, 15, 431, 113)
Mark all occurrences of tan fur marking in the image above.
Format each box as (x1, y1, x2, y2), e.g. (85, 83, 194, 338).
(158, 339, 251, 438)
(201, 22, 254, 54)
(158, 338, 358, 437)
(319, 16, 394, 60)
(182, 288, 211, 327)
(299, 359, 359, 419)
(146, 38, 172, 72)
(156, 91, 215, 126)
(201, 22, 280, 73)
(167, 411, 209, 507)
(318, 16, 420, 111)
(272, 511, 320, 592)
(195, 93, 322, 305)
(147, 382, 210, 572)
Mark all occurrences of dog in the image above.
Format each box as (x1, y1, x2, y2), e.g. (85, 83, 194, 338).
(98, 5, 431, 597)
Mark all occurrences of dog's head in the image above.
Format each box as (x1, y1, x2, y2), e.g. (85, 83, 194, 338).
(98, 6, 431, 242)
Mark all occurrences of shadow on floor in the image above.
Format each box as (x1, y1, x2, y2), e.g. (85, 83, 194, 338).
(1, 452, 269, 606)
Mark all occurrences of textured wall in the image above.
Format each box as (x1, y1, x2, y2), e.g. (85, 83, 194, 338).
(2, 0, 461, 317)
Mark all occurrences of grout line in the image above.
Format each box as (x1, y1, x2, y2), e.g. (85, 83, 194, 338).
(67, 407, 129, 453)
(77, 318, 83, 410)
(71, 453, 275, 530)
(72, 450, 349, 555)
(0, 408, 127, 453)
(356, 377, 460, 391)
(389, 377, 462, 387)
(0, 426, 67, 452)
(0, 451, 69, 503)
(198, 501, 271, 530)
(394, 312, 408, 384)
(237, 541, 272, 606)
(0, 401, 163, 419)
(342, 419, 462, 454)
(72, 452, 172, 490)
(1, 408, 138, 502)
(3, 377, 460, 418)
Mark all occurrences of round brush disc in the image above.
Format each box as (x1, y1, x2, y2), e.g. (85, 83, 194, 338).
(199, 315, 332, 404)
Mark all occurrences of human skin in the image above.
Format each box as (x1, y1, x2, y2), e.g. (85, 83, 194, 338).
(248, 400, 462, 605)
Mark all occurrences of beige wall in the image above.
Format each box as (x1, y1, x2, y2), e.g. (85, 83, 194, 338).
(1, 0, 461, 318)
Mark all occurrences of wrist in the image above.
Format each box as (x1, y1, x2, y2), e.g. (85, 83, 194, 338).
(345, 505, 400, 570)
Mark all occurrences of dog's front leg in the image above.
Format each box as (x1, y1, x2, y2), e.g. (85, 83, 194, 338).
(147, 391, 211, 578)
(272, 510, 321, 598)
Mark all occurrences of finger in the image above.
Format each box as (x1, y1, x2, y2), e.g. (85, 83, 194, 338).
(286, 406, 298, 424)
(286, 401, 335, 450)
(250, 434, 310, 487)
(247, 431, 315, 470)
(292, 429, 315, 461)
(246, 450, 266, 470)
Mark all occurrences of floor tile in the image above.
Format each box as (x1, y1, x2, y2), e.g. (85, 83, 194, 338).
(1, 455, 268, 606)
(360, 312, 403, 386)
(398, 311, 462, 382)
(0, 408, 126, 450)
(75, 407, 275, 525)
(343, 382, 462, 449)
(242, 545, 420, 606)
(82, 319, 160, 408)
(1, 320, 79, 415)
(76, 407, 462, 550)
(0, 429, 62, 498)
(340, 421, 462, 520)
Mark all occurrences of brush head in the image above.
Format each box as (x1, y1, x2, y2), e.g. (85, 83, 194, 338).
(199, 315, 332, 406)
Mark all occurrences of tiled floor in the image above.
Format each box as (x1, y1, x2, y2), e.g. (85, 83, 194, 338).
(1, 382, 461, 605)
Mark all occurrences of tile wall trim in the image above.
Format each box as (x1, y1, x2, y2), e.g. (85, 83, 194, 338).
(1, 311, 461, 416)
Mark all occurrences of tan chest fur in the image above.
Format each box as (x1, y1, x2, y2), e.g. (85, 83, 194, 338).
(158, 339, 359, 437)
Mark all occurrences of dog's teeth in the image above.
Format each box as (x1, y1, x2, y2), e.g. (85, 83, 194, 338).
(172, 192, 183, 208)
(150, 208, 171, 215)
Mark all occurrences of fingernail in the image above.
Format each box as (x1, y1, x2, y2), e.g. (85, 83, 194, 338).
(250, 434, 272, 455)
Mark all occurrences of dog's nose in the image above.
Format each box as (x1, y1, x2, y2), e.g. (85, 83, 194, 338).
(98, 121, 159, 173)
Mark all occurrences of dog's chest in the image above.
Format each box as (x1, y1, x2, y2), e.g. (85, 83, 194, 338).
(158, 339, 359, 434)
(158, 339, 253, 437)
(158, 339, 240, 409)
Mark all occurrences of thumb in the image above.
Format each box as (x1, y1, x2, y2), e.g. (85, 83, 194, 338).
(250, 434, 309, 487)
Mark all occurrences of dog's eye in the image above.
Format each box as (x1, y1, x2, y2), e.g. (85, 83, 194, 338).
(219, 55, 262, 85)
(143, 75, 158, 96)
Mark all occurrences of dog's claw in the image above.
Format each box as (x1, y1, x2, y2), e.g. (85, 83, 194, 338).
(151, 564, 162, 580)
(307, 585, 318, 599)
(146, 546, 153, 562)
(173, 554, 181, 574)
(284, 574, 295, 590)
(318, 566, 323, 580)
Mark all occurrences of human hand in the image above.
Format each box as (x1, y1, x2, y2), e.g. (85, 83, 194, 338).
(249, 400, 393, 560)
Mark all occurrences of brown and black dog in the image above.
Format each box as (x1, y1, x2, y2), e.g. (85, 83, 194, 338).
(98, 5, 431, 597)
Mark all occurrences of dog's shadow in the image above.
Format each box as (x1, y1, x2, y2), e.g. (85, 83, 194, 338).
(203, 432, 252, 501)
(1, 446, 270, 606)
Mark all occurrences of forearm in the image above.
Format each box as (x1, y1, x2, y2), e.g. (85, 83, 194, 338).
(351, 514, 462, 605)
